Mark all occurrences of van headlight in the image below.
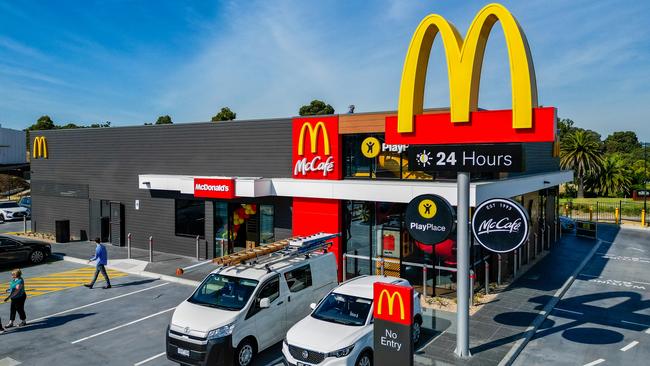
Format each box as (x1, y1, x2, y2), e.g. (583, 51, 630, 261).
(207, 323, 235, 340)
(327, 344, 355, 358)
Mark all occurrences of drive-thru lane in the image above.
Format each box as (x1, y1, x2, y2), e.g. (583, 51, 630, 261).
(514, 227, 650, 365)
(0, 261, 285, 366)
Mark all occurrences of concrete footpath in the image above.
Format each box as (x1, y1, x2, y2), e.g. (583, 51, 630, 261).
(416, 226, 616, 366)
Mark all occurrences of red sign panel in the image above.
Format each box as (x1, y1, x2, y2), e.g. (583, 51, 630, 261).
(193, 178, 236, 199)
(385, 107, 556, 145)
(373, 282, 413, 326)
(292, 116, 341, 180)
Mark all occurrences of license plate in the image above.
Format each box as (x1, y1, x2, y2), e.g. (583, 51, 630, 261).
(177, 348, 190, 357)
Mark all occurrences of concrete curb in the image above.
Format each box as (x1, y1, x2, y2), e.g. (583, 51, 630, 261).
(52, 254, 201, 287)
(498, 239, 603, 366)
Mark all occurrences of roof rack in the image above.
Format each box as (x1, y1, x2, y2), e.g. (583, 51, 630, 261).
(212, 232, 340, 269)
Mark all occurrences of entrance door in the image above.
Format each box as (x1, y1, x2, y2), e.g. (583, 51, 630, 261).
(109, 202, 125, 246)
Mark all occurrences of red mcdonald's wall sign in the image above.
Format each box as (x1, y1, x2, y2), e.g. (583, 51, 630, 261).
(292, 116, 341, 180)
(193, 178, 236, 199)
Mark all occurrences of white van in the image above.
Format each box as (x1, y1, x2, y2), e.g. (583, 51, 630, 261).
(166, 249, 338, 366)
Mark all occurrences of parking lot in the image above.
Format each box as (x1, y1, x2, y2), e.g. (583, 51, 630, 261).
(0, 260, 284, 366)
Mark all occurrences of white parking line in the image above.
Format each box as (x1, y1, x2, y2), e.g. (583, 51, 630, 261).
(71, 307, 175, 344)
(583, 359, 605, 366)
(620, 340, 639, 352)
(134, 352, 166, 366)
(30, 282, 170, 323)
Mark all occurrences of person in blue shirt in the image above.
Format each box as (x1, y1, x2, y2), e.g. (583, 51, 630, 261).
(4, 268, 27, 328)
(84, 238, 112, 289)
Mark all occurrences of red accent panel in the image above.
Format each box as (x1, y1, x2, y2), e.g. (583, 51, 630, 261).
(385, 107, 556, 144)
(292, 116, 342, 180)
(193, 178, 236, 199)
(292, 197, 342, 280)
(373, 282, 414, 326)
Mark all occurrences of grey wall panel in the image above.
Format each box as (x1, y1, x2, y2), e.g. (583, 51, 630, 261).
(30, 119, 293, 257)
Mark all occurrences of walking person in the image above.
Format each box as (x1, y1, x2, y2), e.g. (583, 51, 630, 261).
(84, 238, 111, 289)
(4, 269, 27, 328)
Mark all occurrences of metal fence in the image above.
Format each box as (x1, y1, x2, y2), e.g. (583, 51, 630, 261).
(561, 200, 648, 224)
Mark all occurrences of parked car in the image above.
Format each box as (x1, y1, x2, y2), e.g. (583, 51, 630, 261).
(0, 234, 51, 265)
(283, 275, 423, 366)
(0, 201, 30, 223)
(560, 216, 575, 232)
(166, 249, 338, 366)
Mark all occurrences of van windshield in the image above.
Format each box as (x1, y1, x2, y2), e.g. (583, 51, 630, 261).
(189, 274, 258, 311)
(311, 293, 372, 326)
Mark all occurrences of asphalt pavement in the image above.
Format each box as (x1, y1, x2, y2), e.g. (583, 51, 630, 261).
(514, 226, 650, 365)
(0, 260, 285, 366)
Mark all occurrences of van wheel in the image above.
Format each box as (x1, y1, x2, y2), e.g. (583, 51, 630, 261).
(235, 338, 256, 366)
(356, 351, 372, 366)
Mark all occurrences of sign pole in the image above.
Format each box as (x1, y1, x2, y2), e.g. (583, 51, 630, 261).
(455, 171, 471, 358)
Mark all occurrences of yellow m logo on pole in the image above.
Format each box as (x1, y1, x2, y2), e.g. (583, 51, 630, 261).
(376, 289, 406, 320)
(32, 136, 48, 159)
(398, 3, 538, 133)
(297, 121, 330, 156)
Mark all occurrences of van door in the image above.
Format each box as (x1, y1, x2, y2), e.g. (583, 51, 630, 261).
(246, 275, 286, 351)
(283, 264, 314, 328)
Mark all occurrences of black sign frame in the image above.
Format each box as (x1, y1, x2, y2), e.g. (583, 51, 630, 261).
(408, 144, 524, 172)
(405, 194, 454, 245)
(471, 198, 530, 253)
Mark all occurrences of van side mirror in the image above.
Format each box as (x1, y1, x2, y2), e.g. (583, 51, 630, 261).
(259, 298, 270, 309)
(309, 303, 316, 310)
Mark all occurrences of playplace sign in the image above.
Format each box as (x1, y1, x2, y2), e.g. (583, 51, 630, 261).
(292, 116, 341, 180)
(385, 3, 556, 145)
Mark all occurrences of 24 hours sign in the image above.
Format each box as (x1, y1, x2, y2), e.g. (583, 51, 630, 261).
(408, 144, 524, 172)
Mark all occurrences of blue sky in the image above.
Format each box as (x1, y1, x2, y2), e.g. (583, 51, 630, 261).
(1, 0, 649, 140)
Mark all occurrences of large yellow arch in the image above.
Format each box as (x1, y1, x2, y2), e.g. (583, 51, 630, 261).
(397, 3, 538, 133)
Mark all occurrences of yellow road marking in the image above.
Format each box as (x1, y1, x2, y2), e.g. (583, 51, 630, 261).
(0, 267, 127, 298)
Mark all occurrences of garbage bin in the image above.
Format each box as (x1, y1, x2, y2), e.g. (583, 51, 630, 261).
(55, 220, 70, 243)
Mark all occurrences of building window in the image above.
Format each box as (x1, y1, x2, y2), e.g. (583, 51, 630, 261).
(175, 199, 205, 238)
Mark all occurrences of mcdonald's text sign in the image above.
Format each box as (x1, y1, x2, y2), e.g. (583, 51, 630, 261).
(385, 3, 556, 145)
(292, 116, 341, 180)
(32, 136, 48, 159)
(374, 282, 413, 326)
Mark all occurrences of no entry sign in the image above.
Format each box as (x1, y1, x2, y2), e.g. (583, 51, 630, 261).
(472, 198, 530, 253)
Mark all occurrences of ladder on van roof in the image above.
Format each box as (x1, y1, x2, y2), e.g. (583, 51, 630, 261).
(212, 232, 339, 267)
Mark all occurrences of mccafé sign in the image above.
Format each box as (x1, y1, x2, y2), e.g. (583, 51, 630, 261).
(32, 136, 48, 159)
(193, 178, 236, 199)
(292, 116, 341, 180)
(385, 3, 556, 145)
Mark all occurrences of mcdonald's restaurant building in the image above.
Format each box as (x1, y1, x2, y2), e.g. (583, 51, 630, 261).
(29, 109, 570, 295)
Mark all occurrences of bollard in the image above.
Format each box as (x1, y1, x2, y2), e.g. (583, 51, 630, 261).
(642, 209, 646, 227)
(149, 236, 153, 263)
(615, 208, 620, 225)
(484, 262, 490, 295)
(23, 215, 27, 233)
(127, 233, 132, 259)
(422, 266, 428, 297)
(497, 254, 502, 286)
(342, 254, 347, 282)
(196, 235, 200, 261)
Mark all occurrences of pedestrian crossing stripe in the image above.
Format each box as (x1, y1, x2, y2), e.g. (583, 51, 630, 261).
(0, 267, 127, 298)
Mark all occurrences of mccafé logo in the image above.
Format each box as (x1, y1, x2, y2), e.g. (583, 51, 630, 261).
(373, 282, 413, 326)
(385, 3, 556, 144)
(292, 117, 341, 180)
(32, 136, 48, 159)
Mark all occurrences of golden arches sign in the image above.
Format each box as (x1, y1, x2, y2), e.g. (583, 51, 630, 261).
(397, 3, 537, 133)
(32, 136, 48, 159)
(297, 121, 331, 156)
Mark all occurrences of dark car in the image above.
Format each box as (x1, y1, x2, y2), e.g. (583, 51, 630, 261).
(0, 235, 51, 265)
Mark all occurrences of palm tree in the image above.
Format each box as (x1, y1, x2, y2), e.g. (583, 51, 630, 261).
(560, 130, 603, 198)
(586, 155, 632, 197)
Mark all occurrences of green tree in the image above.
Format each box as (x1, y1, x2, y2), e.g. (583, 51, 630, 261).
(560, 130, 604, 198)
(155, 115, 173, 125)
(586, 155, 632, 197)
(211, 107, 237, 122)
(299, 100, 334, 116)
(604, 131, 641, 154)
